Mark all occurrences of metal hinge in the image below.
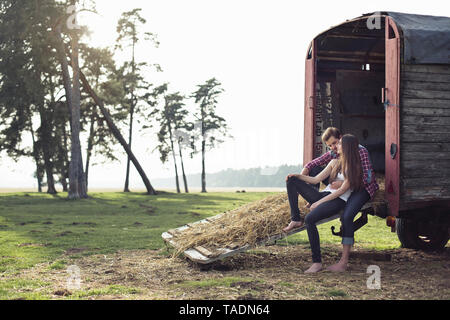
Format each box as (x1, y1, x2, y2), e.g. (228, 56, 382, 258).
(381, 87, 399, 110)
(384, 100, 399, 110)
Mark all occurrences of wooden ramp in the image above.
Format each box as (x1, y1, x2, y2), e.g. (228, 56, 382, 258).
(162, 202, 377, 264)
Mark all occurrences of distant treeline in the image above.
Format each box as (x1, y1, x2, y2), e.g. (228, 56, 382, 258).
(154, 164, 302, 188)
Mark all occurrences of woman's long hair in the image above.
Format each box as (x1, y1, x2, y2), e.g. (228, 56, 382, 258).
(329, 134, 363, 191)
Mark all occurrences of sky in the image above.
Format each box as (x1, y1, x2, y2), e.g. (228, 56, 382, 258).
(1, 0, 449, 189)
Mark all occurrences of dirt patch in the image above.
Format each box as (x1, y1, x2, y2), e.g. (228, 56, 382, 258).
(10, 244, 450, 300)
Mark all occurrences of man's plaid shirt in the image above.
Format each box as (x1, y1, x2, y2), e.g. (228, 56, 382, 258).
(304, 145, 379, 200)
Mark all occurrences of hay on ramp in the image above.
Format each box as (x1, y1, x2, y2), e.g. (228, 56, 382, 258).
(170, 193, 304, 257)
(170, 175, 386, 258)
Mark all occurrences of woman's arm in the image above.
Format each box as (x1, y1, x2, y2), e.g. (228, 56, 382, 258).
(310, 179, 351, 210)
(298, 159, 336, 185)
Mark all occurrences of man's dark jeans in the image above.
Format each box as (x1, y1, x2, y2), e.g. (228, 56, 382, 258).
(309, 166, 329, 190)
(308, 166, 371, 245)
(286, 176, 346, 263)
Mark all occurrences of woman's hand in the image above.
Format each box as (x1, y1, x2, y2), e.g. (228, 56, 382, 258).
(309, 201, 320, 211)
(330, 180, 343, 190)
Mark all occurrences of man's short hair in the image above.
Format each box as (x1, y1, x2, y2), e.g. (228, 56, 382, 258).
(321, 127, 341, 142)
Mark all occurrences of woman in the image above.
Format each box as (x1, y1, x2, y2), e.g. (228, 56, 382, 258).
(284, 134, 364, 273)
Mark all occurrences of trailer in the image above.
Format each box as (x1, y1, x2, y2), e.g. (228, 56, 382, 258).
(162, 11, 449, 264)
(303, 11, 450, 250)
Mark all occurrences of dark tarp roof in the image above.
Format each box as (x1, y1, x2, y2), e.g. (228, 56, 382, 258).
(382, 12, 449, 64)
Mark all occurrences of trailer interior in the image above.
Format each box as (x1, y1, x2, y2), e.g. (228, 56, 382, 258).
(313, 16, 386, 174)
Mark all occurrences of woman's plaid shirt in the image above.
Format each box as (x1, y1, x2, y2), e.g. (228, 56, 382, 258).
(304, 145, 379, 200)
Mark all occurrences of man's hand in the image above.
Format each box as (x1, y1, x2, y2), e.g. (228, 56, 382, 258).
(286, 174, 300, 182)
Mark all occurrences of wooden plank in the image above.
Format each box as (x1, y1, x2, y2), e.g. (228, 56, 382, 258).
(194, 246, 217, 258)
(401, 151, 450, 161)
(401, 81, 450, 92)
(400, 96, 450, 112)
(401, 177, 450, 188)
(401, 142, 450, 153)
(401, 188, 450, 202)
(385, 17, 401, 217)
(401, 124, 450, 133)
(303, 39, 316, 165)
(317, 56, 384, 64)
(184, 248, 210, 263)
(402, 89, 450, 100)
(401, 169, 450, 179)
(402, 108, 450, 117)
(401, 115, 450, 126)
(401, 159, 450, 170)
(403, 64, 450, 75)
(402, 71, 450, 83)
(401, 98, 450, 109)
(401, 132, 450, 143)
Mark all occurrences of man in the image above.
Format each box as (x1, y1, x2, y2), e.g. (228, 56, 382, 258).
(285, 127, 379, 271)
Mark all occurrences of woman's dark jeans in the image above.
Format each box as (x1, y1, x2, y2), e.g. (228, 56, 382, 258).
(308, 167, 371, 246)
(340, 189, 370, 245)
(286, 176, 346, 263)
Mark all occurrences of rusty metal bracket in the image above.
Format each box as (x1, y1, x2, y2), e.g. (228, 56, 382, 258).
(331, 212, 369, 237)
(384, 99, 399, 110)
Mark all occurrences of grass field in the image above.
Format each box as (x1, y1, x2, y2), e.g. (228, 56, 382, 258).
(0, 191, 448, 300)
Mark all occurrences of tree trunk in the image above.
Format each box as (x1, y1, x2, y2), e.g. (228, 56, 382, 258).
(201, 138, 206, 193)
(124, 38, 137, 193)
(123, 103, 134, 192)
(68, 32, 87, 199)
(62, 122, 69, 192)
(168, 124, 180, 193)
(85, 111, 96, 191)
(54, 23, 83, 199)
(38, 108, 57, 195)
(78, 71, 157, 195)
(30, 127, 43, 193)
(177, 139, 189, 193)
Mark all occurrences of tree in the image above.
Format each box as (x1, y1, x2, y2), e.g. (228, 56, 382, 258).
(149, 84, 190, 193)
(0, 0, 63, 194)
(191, 78, 229, 193)
(53, 8, 87, 199)
(79, 45, 122, 189)
(115, 8, 160, 192)
(78, 70, 157, 195)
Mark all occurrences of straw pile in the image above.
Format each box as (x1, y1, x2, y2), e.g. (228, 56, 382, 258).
(170, 193, 303, 257)
(170, 175, 386, 258)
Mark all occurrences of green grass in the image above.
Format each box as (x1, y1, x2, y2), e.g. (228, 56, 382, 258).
(0, 190, 402, 299)
(70, 284, 141, 299)
(326, 289, 348, 297)
(0, 191, 275, 274)
(0, 278, 51, 300)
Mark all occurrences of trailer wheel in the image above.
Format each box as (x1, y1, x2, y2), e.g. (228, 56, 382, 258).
(396, 218, 449, 251)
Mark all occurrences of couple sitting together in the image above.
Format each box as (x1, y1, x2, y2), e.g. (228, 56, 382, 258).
(284, 127, 379, 273)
